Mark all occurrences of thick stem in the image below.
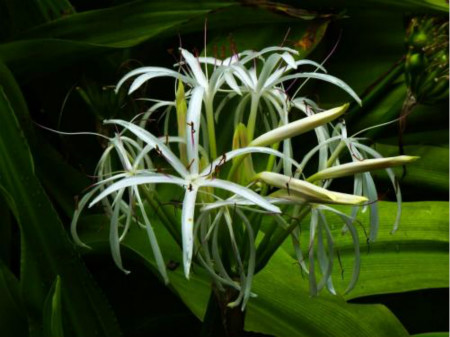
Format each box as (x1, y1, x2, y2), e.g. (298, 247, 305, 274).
(201, 284, 246, 337)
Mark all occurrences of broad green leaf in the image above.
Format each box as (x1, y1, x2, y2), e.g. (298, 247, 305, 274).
(204, 7, 329, 59)
(80, 212, 409, 337)
(0, 260, 28, 337)
(0, 87, 121, 336)
(0, 1, 231, 77)
(375, 144, 449, 194)
(281, 201, 449, 299)
(43, 276, 64, 337)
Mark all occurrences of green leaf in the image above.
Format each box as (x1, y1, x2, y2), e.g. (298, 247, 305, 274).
(204, 6, 329, 59)
(0, 1, 231, 77)
(80, 212, 409, 337)
(375, 144, 449, 194)
(0, 86, 121, 336)
(296, 0, 448, 13)
(413, 333, 449, 337)
(0, 260, 28, 337)
(281, 201, 449, 299)
(43, 276, 64, 337)
(1, 0, 74, 35)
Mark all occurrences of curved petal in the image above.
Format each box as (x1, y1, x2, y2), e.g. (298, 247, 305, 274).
(89, 174, 185, 207)
(104, 119, 189, 178)
(199, 178, 281, 214)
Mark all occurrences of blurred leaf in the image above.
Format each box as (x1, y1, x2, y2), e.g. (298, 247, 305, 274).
(204, 6, 329, 59)
(0, 1, 232, 77)
(0, 260, 28, 337)
(287, 0, 448, 13)
(376, 144, 449, 193)
(0, 0, 74, 36)
(0, 188, 14, 266)
(281, 202, 449, 299)
(378, 129, 449, 147)
(0, 86, 121, 335)
(43, 276, 64, 337)
(80, 211, 409, 337)
(413, 333, 449, 337)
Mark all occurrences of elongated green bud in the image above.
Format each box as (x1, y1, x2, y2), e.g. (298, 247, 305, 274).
(249, 104, 349, 147)
(255, 171, 336, 202)
(257, 172, 367, 205)
(176, 80, 188, 164)
(308, 156, 419, 182)
(231, 123, 255, 184)
(271, 190, 368, 206)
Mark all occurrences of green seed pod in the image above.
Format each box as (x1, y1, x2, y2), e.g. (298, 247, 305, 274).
(405, 15, 449, 105)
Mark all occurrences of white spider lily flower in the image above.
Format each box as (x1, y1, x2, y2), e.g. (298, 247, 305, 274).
(307, 156, 419, 182)
(88, 119, 281, 278)
(70, 45, 418, 307)
(249, 104, 349, 147)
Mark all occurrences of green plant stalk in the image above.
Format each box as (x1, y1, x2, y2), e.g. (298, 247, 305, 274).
(205, 96, 218, 160)
(246, 92, 261, 141)
(255, 206, 309, 273)
(326, 140, 346, 168)
(260, 142, 281, 196)
(201, 282, 246, 337)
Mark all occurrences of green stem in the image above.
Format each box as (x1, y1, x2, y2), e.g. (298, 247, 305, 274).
(205, 96, 218, 160)
(246, 93, 260, 141)
(201, 284, 246, 337)
(326, 140, 346, 168)
(305, 140, 346, 183)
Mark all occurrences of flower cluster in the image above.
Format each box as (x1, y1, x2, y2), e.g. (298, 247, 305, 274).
(72, 46, 417, 309)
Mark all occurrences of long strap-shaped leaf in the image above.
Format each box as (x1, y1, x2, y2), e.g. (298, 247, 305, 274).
(0, 86, 121, 336)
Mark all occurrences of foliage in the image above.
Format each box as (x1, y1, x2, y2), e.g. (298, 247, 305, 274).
(0, 0, 448, 336)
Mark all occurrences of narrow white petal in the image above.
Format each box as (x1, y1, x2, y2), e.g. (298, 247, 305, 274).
(239, 46, 298, 65)
(116, 67, 192, 93)
(133, 187, 169, 284)
(181, 49, 208, 88)
(104, 119, 189, 177)
(200, 146, 300, 176)
(281, 52, 297, 69)
(89, 174, 185, 207)
(350, 142, 403, 233)
(199, 178, 281, 214)
(224, 72, 242, 96)
(109, 189, 129, 274)
(182, 185, 198, 278)
(186, 86, 205, 175)
(274, 72, 361, 105)
(129, 71, 190, 94)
